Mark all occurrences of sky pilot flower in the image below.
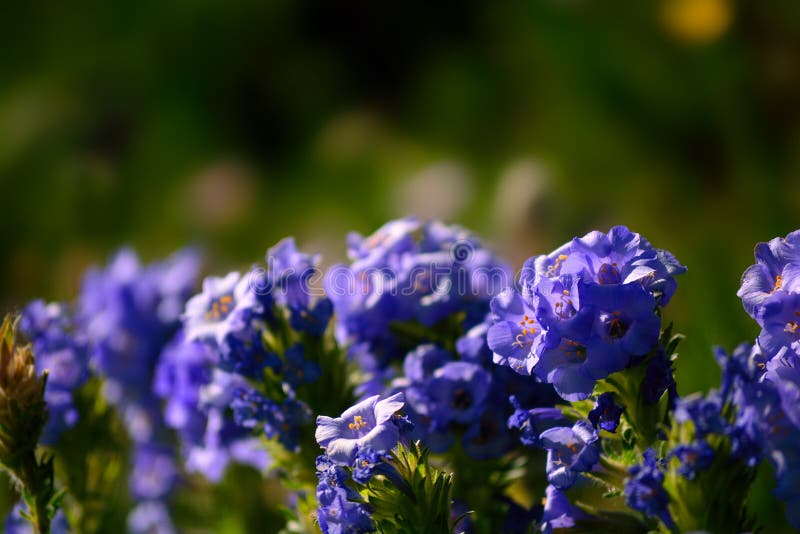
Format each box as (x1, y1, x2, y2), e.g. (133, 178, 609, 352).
(315, 392, 405, 464)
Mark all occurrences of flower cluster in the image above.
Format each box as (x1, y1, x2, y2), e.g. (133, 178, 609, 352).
(10, 221, 800, 533)
(78, 248, 201, 533)
(489, 226, 685, 401)
(325, 217, 511, 381)
(19, 301, 89, 444)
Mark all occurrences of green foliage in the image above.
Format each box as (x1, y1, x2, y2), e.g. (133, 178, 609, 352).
(364, 441, 453, 534)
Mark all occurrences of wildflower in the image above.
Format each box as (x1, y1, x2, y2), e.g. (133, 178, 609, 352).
(737, 229, 800, 319)
(539, 420, 599, 489)
(671, 441, 714, 479)
(588, 392, 624, 432)
(315, 393, 404, 464)
(625, 449, 674, 529)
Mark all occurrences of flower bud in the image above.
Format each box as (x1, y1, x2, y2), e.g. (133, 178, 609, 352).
(0, 314, 48, 471)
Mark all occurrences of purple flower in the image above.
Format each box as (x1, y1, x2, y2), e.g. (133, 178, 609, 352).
(487, 287, 557, 375)
(316, 455, 374, 534)
(409, 362, 491, 426)
(325, 218, 510, 372)
(129, 445, 178, 501)
(671, 441, 714, 480)
(402, 344, 452, 383)
(20, 300, 89, 444)
(541, 484, 588, 534)
(625, 449, 674, 529)
(588, 392, 624, 432)
(539, 420, 599, 489)
(283, 343, 321, 387)
(507, 396, 569, 448)
(183, 271, 261, 346)
(127, 501, 176, 534)
(756, 291, 800, 360)
(351, 446, 390, 484)
(674, 393, 726, 438)
(738, 229, 800, 319)
(315, 393, 404, 464)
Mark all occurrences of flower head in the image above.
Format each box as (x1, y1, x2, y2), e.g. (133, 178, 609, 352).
(625, 449, 674, 528)
(588, 392, 624, 433)
(539, 420, 599, 489)
(316, 392, 405, 464)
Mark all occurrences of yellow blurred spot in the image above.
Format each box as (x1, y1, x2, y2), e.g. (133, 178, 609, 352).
(662, 0, 732, 45)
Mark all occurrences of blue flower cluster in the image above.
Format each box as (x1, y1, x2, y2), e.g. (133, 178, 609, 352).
(166, 237, 328, 473)
(325, 217, 511, 380)
(489, 226, 685, 401)
(314, 393, 408, 534)
(730, 230, 800, 528)
(624, 449, 674, 529)
(78, 248, 201, 533)
(19, 300, 89, 444)
(397, 321, 560, 460)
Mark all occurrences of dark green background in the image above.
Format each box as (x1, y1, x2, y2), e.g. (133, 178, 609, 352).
(1, 0, 798, 530)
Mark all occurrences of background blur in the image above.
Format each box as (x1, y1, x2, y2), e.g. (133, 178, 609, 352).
(1, 0, 798, 529)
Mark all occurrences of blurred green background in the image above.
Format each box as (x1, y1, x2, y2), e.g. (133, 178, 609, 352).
(1, 0, 798, 529)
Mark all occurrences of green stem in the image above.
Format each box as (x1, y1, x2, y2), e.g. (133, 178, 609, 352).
(19, 452, 52, 534)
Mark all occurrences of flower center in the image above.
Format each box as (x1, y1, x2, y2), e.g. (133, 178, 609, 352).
(598, 262, 620, 285)
(607, 311, 628, 339)
(451, 388, 473, 410)
(513, 315, 538, 348)
(545, 254, 569, 277)
(205, 294, 234, 321)
(553, 289, 576, 320)
(772, 275, 783, 293)
(348, 415, 368, 431)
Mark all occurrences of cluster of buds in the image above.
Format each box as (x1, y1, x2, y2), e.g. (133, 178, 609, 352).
(0, 314, 57, 534)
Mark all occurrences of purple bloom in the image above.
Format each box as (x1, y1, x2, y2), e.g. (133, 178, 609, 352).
(625, 449, 674, 529)
(507, 396, 569, 448)
(316, 455, 374, 534)
(283, 343, 321, 387)
(127, 501, 176, 534)
(402, 344, 452, 383)
(20, 300, 90, 444)
(540, 484, 588, 534)
(316, 393, 405, 464)
(129, 445, 178, 501)
(351, 446, 390, 484)
(326, 218, 511, 372)
(183, 271, 261, 346)
(588, 392, 624, 432)
(756, 291, 800, 360)
(539, 420, 599, 489)
(674, 393, 726, 438)
(409, 362, 491, 426)
(671, 441, 714, 480)
(738, 229, 800, 319)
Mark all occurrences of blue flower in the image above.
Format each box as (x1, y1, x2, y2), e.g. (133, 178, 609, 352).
(525, 226, 686, 305)
(316, 455, 375, 534)
(283, 343, 321, 387)
(756, 291, 800, 360)
(487, 287, 558, 375)
(351, 446, 390, 485)
(127, 501, 176, 534)
(409, 362, 491, 426)
(20, 300, 89, 444)
(540, 484, 588, 534)
(674, 393, 726, 438)
(507, 396, 569, 448)
(738, 229, 800, 319)
(588, 392, 624, 432)
(625, 449, 674, 529)
(183, 271, 261, 346)
(671, 441, 714, 480)
(402, 344, 452, 383)
(539, 420, 599, 489)
(325, 218, 510, 372)
(129, 444, 178, 501)
(461, 403, 514, 460)
(316, 392, 405, 464)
